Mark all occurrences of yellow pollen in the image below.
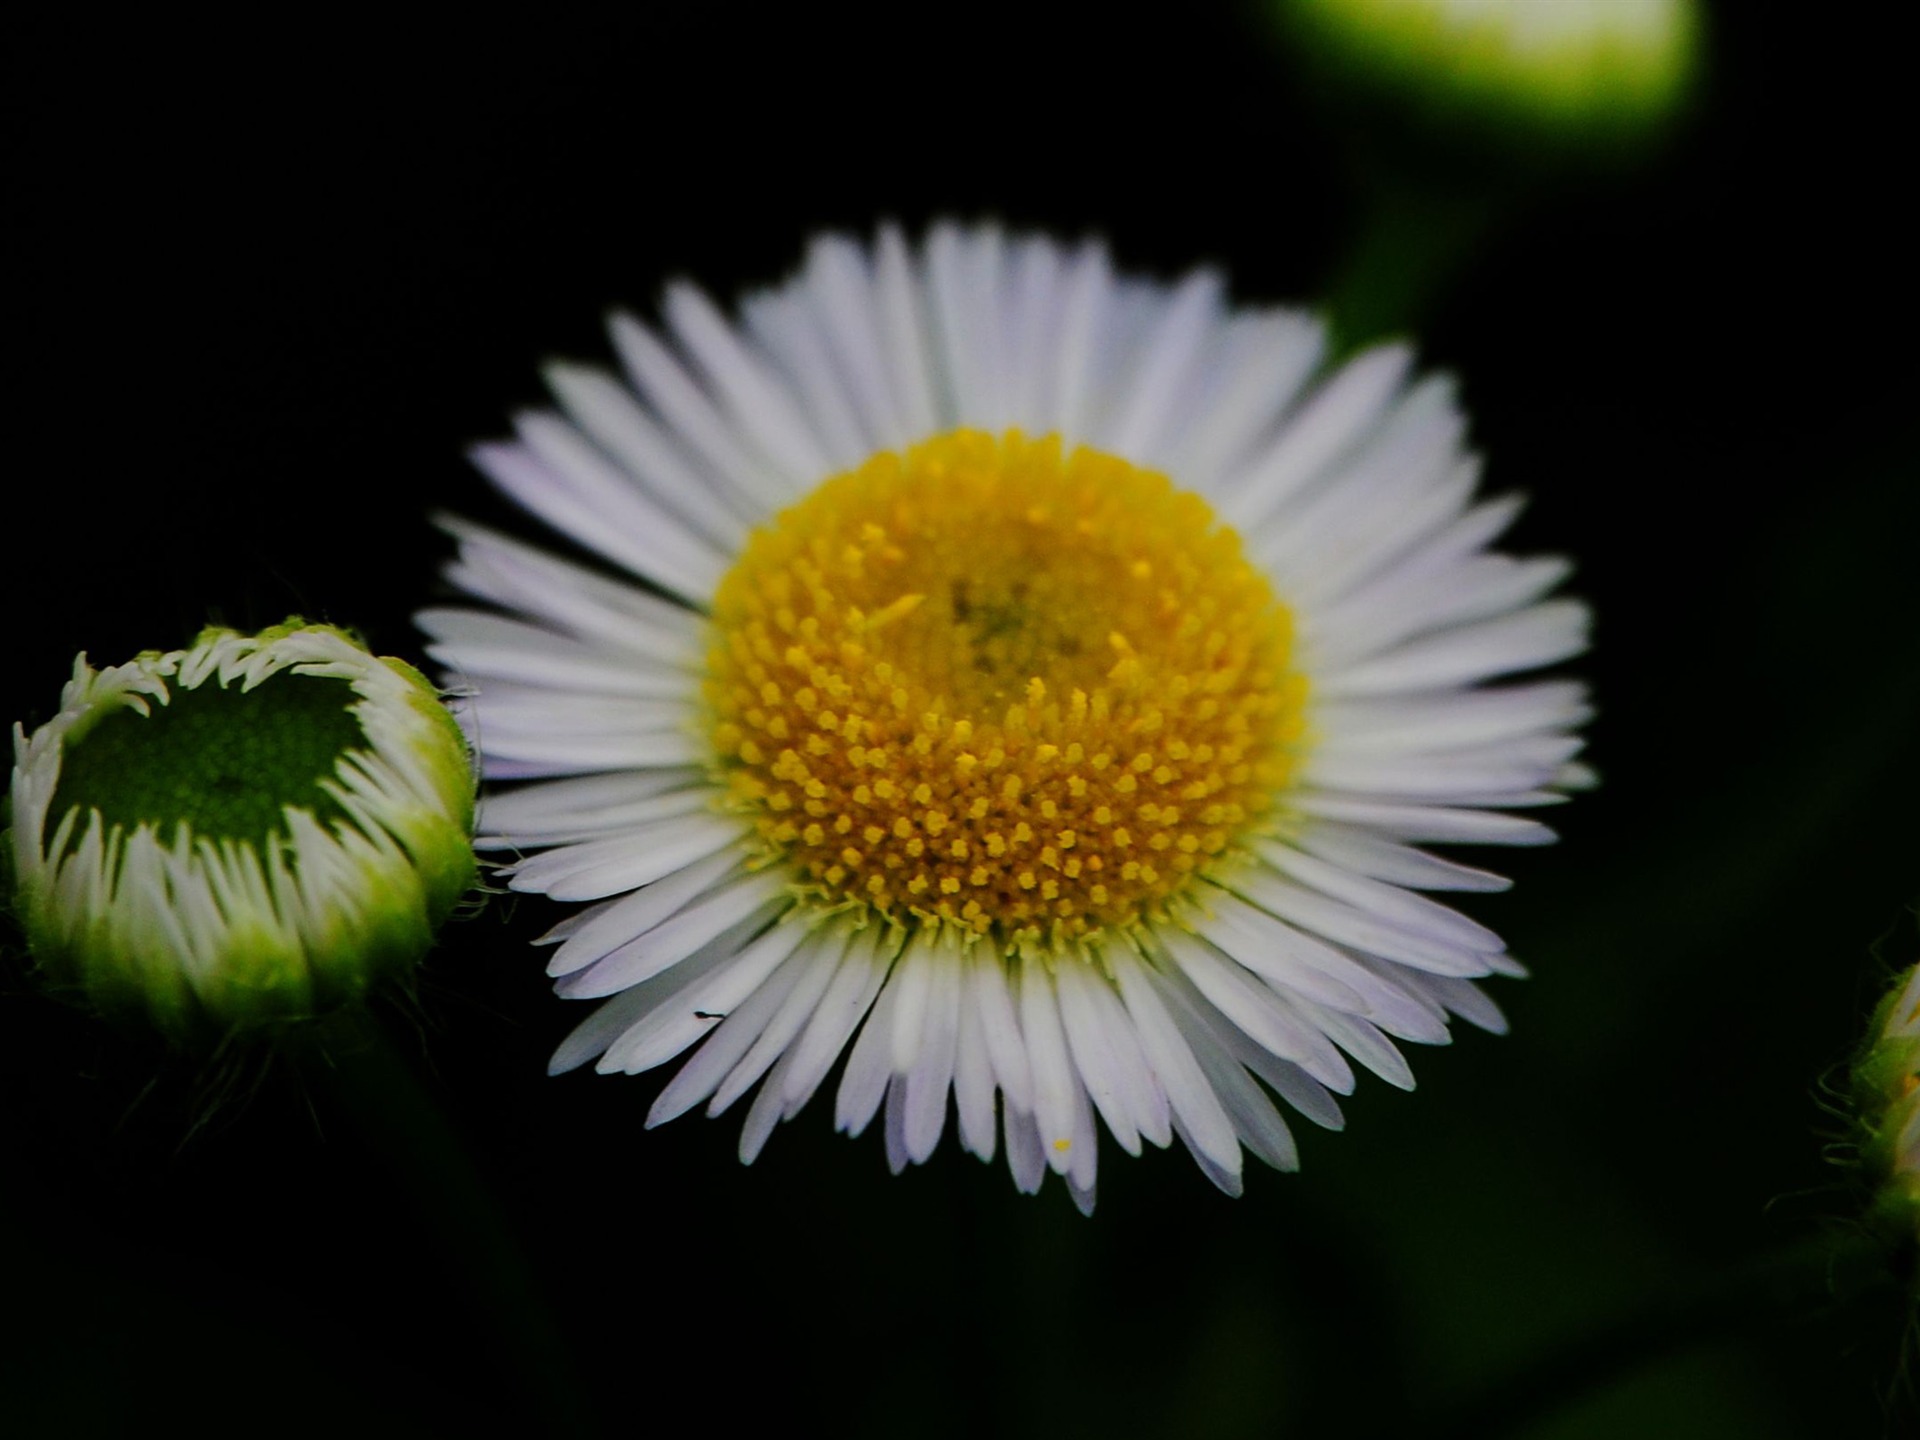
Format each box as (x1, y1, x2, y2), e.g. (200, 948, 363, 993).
(705, 428, 1305, 944)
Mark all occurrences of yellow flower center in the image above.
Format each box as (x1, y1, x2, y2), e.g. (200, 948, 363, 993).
(705, 429, 1306, 946)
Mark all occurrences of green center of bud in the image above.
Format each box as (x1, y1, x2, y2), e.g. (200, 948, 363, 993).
(51, 673, 367, 846)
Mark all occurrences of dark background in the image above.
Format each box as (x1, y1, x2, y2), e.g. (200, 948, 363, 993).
(7, 5, 1920, 1436)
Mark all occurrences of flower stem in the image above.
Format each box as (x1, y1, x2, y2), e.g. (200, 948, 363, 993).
(301, 1007, 597, 1437)
(1324, 170, 1503, 357)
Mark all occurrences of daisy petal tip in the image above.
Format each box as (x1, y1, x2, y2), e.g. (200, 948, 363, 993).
(1192, 1150, 1246, 1198)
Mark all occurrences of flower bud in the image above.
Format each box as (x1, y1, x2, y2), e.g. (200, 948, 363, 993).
(7, 621, 476, 1043)
(1274, 0, 1701, 147)
(1851, 962, 1920, 1236)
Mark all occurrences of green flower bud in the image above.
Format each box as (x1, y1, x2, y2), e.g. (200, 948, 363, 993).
(1275, 0, 1701, 146)
(1851, 962, 1920, 1238)
(7, 620, 477, 1043)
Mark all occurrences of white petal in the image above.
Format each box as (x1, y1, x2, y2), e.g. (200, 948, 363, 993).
(560, 911, 771, 1076)
(555, 873, 787, 997)
(1107, 267, 1223, 464)
(548, 985, 662, 1077)
(1236, 1049, 1346, 1132)
(1289, 795, 1559, 846)
(1201, 892, 1449, 1037)
(663, 280, 833, 485)
(1302, 738, 1583, 801)
(1308, 682, 1590, 759)
(1156, 961, 1348, 1130)
(705, 927, 853, 1116)
(1052, 957, 1143, 1157)
(647, 942, 813, 1126)
(542, 362, 754, 546)
(1293, 821, 1514, 893)
(885, 934, 937, 1073)
(952, 967, 999, 1162)
(598, 920, 816, 1076)
(1168, 309, 1326, 493)
(1226, 866, 1495, 979)
(998, 234, 1065, 434)
(435, 517, 703, 655)
(1314, 601, 1589, 699)
(1158, 978, 1299, 1175)
(1110, 946, 1241, 1180)
(873, 223, 940, 437)
(1404, 971, 1510, 1035)
(781, 924, 894, 1118)
(737, 1050, 799, 1164)
(508, 809, 742, 902)
(834, 956, 907, 1138)
(1290, 1001, 1417, 1090)
(609, 311, 793, 512)
(1154, 928, 1354, 1090)
(1192, 894, 1368, 1011)
(540, 846, 744, 968)
(902, 937, 962, 1163)
(478, 772, 710, 849)
(1017, 958, 1081, 1176)
(739, 290, 872, 469)
(1307, 553, 1575, 671)
(1003, 1104, 1047, 1195)
(1066, 1081, 1100, 1216)
(790, 233, 903, 450)
(971, 949, 1033, 1112)
(470, 727, 699, 778)
(1065, 956, 1171, 1149)
(1042, 238, 1114, 441)
(882, 1075, 912, 1174)
(1251, 375, 1466, 602)
(926, 223, 1009, 427)
(1256, 840, 1505, 953)
(1216, 342, 1413, 530)
(418, 608, 691, 698)
(485, 425, 727, 604)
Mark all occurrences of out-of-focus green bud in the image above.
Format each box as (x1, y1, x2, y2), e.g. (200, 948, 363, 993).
(1274, 0, 1701, 148)
(1852, 963, 1920, 1237)
(6, 620, 477, 1044)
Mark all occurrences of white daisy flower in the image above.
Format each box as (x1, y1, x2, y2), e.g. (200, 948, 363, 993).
(422, 223, 1590, 1212)
(8, 621, 477, 1044)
